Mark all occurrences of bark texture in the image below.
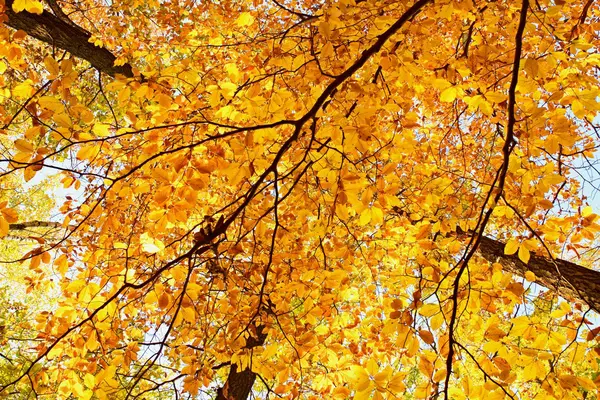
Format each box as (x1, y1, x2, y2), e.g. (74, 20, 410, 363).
(216, 325, 267, 400)
(477, 236, 600, 313)
(9, 220, 61, 230)
(3, 0, 134, 78)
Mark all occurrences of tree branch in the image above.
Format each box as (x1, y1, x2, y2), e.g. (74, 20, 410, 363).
(3, 0, 134, 78)
(215, 325, 267, 400)
(9, 220, 61, 230)
(477, 235, 600, 314)
(43, 0, 87, 33)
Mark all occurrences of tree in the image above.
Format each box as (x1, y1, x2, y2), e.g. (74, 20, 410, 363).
(1, 0, 600, 398)
(0, 151, 59, 398)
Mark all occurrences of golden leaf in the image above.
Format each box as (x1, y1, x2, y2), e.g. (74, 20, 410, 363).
(518, 244, 530, 264)
(418, 329, 435, 345)
(43, 56, 60, 78)
(158, 292, 170, 308)
(504, 239, 519, 255)
(235, 12, 255, 27)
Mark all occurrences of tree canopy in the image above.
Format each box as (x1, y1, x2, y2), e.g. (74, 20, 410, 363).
(1, 0, 600, 398)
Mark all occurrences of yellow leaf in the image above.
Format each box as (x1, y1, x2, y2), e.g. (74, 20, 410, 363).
(419, 303, 439, 317)
(373, 371, 389, 389)
(483, 341, 502, 353)
(353, 389, 372, 400)
(54, 113, 72, 127)
(582, 205, 594, 217)
(479, 100, 493, 116)
(576, 377, 596, 391)
(418, 330, 435, 345)
(319, 21, 331, 38)
(524, 58, 539, 78)
(518, 244, 530, 264)
(550, 301, 570, 318)
(148, 209, 166, 221)
(387, 373, 406, 393)
(12, 0, 44, 13)
(484, 325, 506, 341)
(1, 207, 18, 223)
(525, 271, 536, 282)
(145, 291, 158, 305)
(504, 239, 519, 255)
(366, 358, 378, 376)
(418, 356, 434, 377)
(93, 124, 111, 137)
(43, 56, 60, 78)
(135, 84, 149, 99)
(38, 96, 64, 111)
(332, 387, 351, 399)
(182, 306, 195, 323)
(61, 59, 73, 74)
(432, 369, 446, 383)
(133, 181, 151, 194)
(83, 373, 95, 389)
(65, 280, 86, 293)
(58, 380, 72, 397)
(359, 209, 371, 226)
(484, 91, 506, 103)
(55, 254, 69, 275)
(371, 207, 384, 225)
(118, 87, 130, 104)
(558, 375, 578, 390)
(236, 12, 254, 27)
(152, 168, 171, 183)
(23, 167, 36, 182)
(156, 93, 172, 107)
(321, 42, 334, 58)
(0, 217, 8, 237)
(153, 186, 171, 205)
(76, 145, 100, 161)
(347, 365, 371, 392)
(440, 86, 457, 102)
(71, 382, 85, 399)
(14, 139, 34, 153)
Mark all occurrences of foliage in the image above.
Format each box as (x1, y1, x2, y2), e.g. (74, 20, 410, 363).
(1, 0, 600, 399)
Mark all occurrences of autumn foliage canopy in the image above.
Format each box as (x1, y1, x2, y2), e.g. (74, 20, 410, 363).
(1, 0, 600, 398)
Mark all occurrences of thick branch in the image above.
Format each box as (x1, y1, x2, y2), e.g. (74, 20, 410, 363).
(216, 325, 267, 400)
(44, 0, 85, 32)
(3, 0, 133, 78)
(9, 220, 61, 230)
(477, 236, 600, 314)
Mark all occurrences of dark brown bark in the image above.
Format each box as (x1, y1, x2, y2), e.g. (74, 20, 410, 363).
(215, 365, 259, 400)
(216, 325, 267, 400)
(3, 0, 134, 78)
(477, 236, 600, 313)
(9, 220, 61, 230)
